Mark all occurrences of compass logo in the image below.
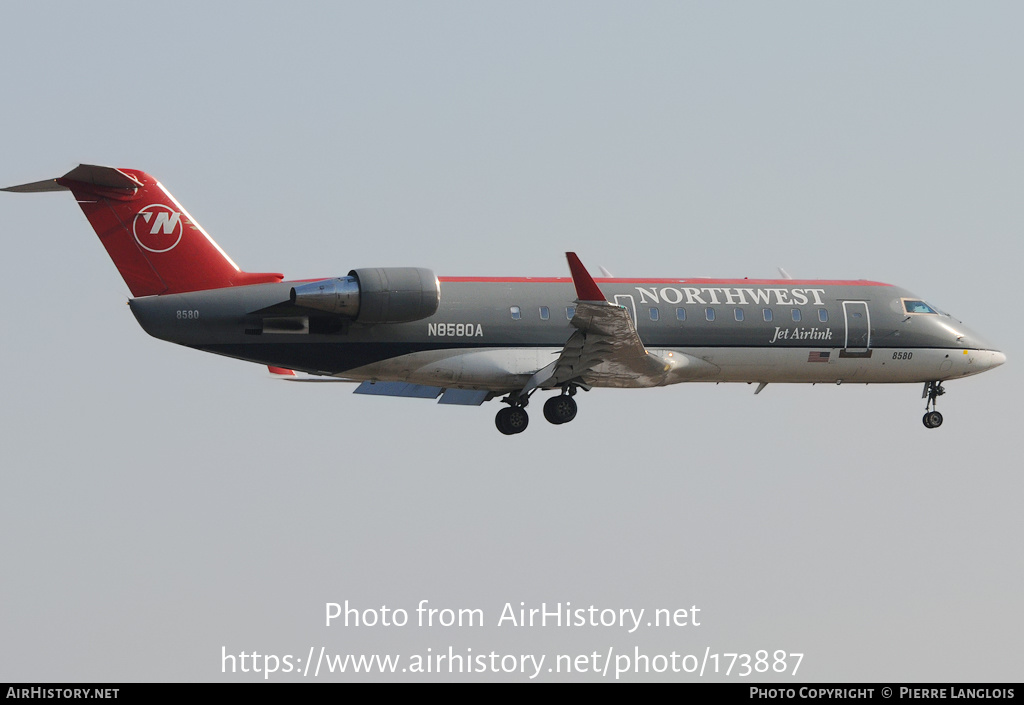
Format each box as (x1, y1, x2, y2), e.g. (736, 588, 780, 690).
(133, 204, 183, 253)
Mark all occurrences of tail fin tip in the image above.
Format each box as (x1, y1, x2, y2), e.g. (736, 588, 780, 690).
(5, 164, 283, 296)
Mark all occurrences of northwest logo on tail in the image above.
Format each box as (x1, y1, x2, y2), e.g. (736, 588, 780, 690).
(133, 204, 184, 253)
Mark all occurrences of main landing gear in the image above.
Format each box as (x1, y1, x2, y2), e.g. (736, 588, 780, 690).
(922, 381, 946, 429)
(543, 391, 578, 425)
(495, 386, 580, 435)
(494, 405, 530, 435)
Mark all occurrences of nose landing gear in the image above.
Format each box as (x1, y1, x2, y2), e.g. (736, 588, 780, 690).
(922, 381, 946, 429)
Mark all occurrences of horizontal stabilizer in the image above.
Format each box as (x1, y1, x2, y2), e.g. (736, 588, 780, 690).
(3, 164, 144, 193)
(354, 381, 443, 399)
(60, 164, 144, 191)
(2, 178, 68, 193)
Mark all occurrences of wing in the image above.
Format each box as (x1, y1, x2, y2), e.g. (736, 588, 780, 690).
(522, 253, 673, 393)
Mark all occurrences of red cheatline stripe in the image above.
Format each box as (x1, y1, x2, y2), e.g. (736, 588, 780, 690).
(437, 276, 892, 286)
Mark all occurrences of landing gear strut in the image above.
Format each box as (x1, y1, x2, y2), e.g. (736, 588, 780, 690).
(922, 381, 945, 429)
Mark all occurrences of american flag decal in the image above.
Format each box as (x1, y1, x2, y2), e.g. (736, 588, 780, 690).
(807, 351, 830, 363)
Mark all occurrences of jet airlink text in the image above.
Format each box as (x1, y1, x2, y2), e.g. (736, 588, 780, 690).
(770, 327, 834, 343)
(635, 286, 827, 306)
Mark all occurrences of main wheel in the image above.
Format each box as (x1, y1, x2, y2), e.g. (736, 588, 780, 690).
(543, 395, 578, 425)
(495, 406, 529, 435)
(922, 411, 943, 429)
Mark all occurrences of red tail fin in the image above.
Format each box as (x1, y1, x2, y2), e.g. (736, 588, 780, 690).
(7, 164, 282, 296)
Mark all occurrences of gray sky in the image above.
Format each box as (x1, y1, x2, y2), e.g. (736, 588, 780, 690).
(1, 2, 1020, 682)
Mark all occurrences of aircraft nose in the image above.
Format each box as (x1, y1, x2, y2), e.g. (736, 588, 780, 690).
(989, 350, 1007, 369)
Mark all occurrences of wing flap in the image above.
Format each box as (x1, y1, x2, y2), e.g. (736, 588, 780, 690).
(438, 389, 491, 406)
(354, 381, 443, 399)
(353, 381, 492, 405)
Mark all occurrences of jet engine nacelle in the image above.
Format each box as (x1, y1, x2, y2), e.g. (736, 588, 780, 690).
(290, 267, 440, 324)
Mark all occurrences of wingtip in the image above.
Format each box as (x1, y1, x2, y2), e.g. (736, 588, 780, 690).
(565, 252, 606, 301)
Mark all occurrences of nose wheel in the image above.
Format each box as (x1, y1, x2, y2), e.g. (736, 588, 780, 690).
(922, 381, 945, 429)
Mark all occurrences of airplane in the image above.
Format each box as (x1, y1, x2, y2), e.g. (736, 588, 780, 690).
(4, 164, 1006, 434)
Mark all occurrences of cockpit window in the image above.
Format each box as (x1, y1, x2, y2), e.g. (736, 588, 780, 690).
(903, 299, 938, 315)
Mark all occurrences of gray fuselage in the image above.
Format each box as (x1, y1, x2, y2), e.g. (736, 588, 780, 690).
(129, 276, 1004, 392)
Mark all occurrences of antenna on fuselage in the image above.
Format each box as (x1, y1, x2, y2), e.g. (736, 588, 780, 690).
(778, 267, 793, 279)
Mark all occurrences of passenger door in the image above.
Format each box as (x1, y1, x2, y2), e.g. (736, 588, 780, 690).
(842, 301, 871, 353)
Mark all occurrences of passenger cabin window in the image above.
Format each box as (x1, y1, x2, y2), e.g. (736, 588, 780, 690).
(539, 306, 550, 320)
(510, 306, 522, 320)
(903, 299, 938, 315)
(734, 308, 744, 322)
(650, 307, 660, 321)
(763, 308, 773, 322)
(791, 309, 802, 322)
(676, 308, 686, 321)
(566, 306, 576, 320)
(705, 307, 716, 322)
(818, 309, 828, 323)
